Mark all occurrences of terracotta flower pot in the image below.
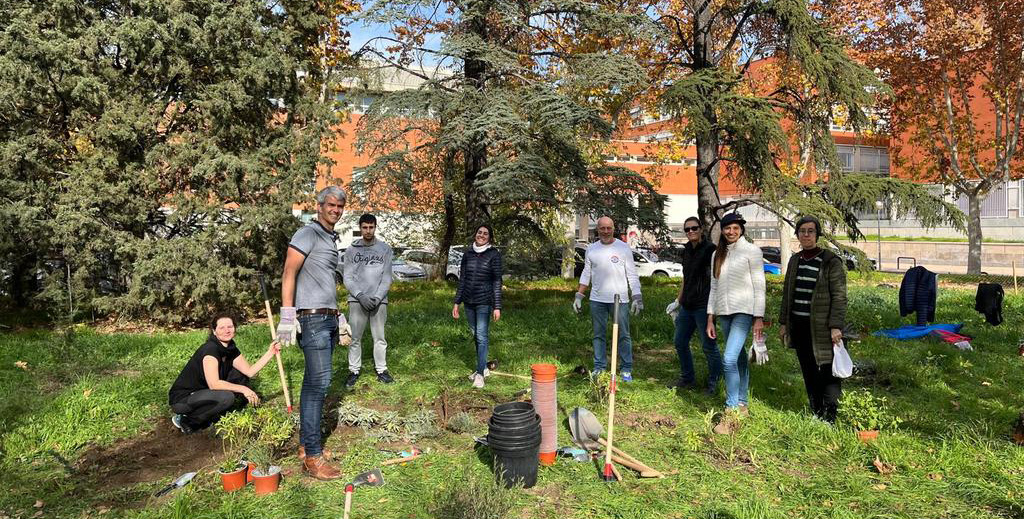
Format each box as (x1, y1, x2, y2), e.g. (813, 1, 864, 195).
(251, 467, 282, 495)
(244, 460, 256, 484)
(857, 429, 880, 443)
(219, 464, 247, 492)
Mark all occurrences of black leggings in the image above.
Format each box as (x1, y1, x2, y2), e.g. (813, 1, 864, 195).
(791, 317, 842, 423)
(171, 369, 251, 429)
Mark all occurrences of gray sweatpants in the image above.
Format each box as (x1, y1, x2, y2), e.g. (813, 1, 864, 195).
(347, 303, 388, 374)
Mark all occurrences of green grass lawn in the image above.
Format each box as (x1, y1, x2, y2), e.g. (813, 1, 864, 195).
(1, 276, 1023, 519)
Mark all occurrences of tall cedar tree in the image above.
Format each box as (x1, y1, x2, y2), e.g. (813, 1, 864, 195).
(843, 0, 1023, 274)
(636, 0, 962, 239)
(350, 0, 668, 269)
(0, 0, 344, 323)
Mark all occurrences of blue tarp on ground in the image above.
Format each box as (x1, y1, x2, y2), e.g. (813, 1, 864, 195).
(873, 323, 964, 340)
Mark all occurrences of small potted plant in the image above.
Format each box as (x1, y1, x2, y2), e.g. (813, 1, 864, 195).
(840, 388, 902, 442)
(218, 458, 248, 492)
(247, 445, 282, 495)
(216, 406, 294, 492)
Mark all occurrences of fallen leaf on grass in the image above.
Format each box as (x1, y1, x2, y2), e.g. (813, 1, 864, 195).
(872, 457, 895, 475)
(872, 484, 888, 491)
(981, 381, 992, 386)
(928, 473, 944, 481)
(83, 389, 93, 399)
(34, 500, 44, 508)
(32, 512, 42, 519)
(15, 361, 29, 370)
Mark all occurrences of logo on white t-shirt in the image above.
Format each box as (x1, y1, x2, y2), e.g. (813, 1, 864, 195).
(610, 255, 620, 263)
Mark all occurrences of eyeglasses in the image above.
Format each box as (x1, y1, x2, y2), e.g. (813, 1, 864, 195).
(797, 229, 817, 235)
(684, 226, 701, 233)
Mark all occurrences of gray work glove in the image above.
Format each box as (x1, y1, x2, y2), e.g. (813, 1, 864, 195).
(356, 293, 374, 311)
(572, 292, 584, 314)
(277, 307, 297, 345)
(368, 296, 381, 310)
(665, 300, 680, 320)
(630, 294, 644, 315)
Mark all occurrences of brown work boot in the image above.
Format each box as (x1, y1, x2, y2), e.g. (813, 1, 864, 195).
(297, 445, 334, 461)
(303, 456, 342, 480)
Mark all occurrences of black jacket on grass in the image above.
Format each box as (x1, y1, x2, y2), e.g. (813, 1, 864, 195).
(899, 266, 937, 324)
(975, 283, 1004, 326)
(453, 246, 503, 309)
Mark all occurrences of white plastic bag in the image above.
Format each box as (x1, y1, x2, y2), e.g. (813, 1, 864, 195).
(749, 336, 769, 365)
(832, 340, 853, 378)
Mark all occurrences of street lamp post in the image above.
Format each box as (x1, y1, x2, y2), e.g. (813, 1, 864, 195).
(875, 200, 884, 270)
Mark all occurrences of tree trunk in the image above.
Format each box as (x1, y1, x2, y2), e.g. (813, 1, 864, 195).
(692, 4, 722, 235)
(777, 216, 790, 274)
(966, 191, 983, 275)
(437, 152, 458, 281)
(463, 15, 489, 228)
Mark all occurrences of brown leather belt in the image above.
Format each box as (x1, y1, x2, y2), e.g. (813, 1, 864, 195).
(297, 308, 339, 316)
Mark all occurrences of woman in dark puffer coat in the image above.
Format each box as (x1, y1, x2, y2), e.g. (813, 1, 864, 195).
(452, 224, 503, 388)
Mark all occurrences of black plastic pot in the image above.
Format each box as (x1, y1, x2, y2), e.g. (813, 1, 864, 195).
(488, 401, 542, 489)
(492, 444, 540, 489)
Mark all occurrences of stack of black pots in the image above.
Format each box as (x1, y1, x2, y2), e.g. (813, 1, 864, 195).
(487, 402, 541, 488)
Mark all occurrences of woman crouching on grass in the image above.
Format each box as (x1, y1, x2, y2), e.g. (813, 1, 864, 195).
(168, 312, 280, 434)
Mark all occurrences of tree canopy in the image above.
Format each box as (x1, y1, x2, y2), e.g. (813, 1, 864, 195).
(0, 0, 346, 322)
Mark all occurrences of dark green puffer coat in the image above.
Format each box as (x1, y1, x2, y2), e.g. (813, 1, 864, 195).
(777, 249, 848, 365)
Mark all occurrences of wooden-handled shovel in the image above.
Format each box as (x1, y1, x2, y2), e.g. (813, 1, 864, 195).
(602, 294, 621, 482)
(258, 274, 293, 413)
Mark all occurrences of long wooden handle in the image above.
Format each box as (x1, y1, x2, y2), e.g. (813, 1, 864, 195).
(264, 301, 293, 413)
(597, 438, 665, 478)
(343, 487, 353, 519)
(604, 294, 620, 479)
(380, 453, 422, 466)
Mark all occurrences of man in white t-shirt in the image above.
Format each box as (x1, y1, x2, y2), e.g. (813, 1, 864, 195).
(573, 216, 643, 381)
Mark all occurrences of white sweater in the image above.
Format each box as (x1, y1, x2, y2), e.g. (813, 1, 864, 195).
(707, 239, 766, 317)
(579, 239, 642, 304)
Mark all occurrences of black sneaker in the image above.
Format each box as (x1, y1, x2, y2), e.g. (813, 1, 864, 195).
(172, 414, 194, 435)
(345, 371, 360, 388)
(376, 370, 394, 384)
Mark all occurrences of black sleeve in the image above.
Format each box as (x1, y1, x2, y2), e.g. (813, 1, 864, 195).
(491, 250, 503, 309)
(453, 254, 468, 304)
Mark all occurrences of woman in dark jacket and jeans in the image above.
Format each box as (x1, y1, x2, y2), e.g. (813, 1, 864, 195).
(778, 216, 848, 423)
(452, 225, 503, 388)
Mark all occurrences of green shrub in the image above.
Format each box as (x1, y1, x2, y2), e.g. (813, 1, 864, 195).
(430, 470, 520, 519)
(839, 388, 903, 431)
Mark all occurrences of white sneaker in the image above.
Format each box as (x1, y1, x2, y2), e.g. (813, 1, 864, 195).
(472, 373, 485, 389)
(469, 369, 492, 381)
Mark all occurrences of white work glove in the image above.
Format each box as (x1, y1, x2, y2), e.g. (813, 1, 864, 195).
(277, 307, 297, 345)
(749, 336, 769, 365)
(338, 313, 351, 337)
(573, 292, 584, 314)
(630, 294, 643, 316)
(665, 300, 680, 320)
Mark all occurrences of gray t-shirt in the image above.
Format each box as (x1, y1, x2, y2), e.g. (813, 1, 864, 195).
(288, 221, 342, 310)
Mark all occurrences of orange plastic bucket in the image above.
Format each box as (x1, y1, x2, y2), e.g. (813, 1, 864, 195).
(530, 363, 557, 382)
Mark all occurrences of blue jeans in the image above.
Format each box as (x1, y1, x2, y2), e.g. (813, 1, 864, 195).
(297, 314, 338, 457)
(591, 301, 633, 373)
(464, 304, 492, 375)
(674, 306, 722, 389)
(717, 313, 752, 408)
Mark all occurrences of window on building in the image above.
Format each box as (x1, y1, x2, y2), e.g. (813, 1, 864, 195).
(956, 183, 1008, 218)
(836, 145, 854, 171)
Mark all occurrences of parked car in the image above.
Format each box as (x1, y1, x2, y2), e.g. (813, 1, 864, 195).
(763, 260, 782, 275)
(399, 249, 442, 277)
(830, 246, 877, 271)
(572, 246, 683, 278)
(760, 246, 782, 264)
(391, 258, 427, 282)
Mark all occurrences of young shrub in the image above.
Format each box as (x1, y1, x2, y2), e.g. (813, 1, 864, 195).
(430, 470, 520, 519)
(403, 409, 441, 441)
(447, 412, 478, 434)
(839, 388, 903, 431)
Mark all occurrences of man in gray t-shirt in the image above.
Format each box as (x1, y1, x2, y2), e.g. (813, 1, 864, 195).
(279, 186, 346, 481)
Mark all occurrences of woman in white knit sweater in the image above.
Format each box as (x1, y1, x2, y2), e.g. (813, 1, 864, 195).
(705, 213, 766, 433)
